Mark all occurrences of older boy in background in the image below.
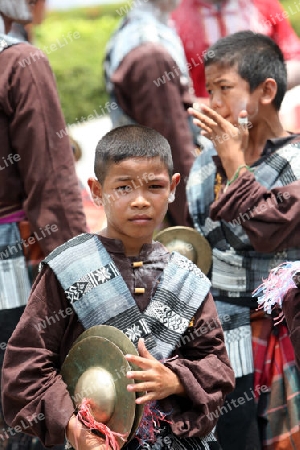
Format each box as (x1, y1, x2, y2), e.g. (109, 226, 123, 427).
(187, 31, 300, 450)
(172, 0, 300, 101)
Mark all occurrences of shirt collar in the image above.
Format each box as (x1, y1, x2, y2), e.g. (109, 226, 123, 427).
(97, 234, 168, 259)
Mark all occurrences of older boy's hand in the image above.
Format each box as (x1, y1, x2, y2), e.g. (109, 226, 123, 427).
(188, 104, 249, 180)
(125, 339, 185, 403)
(66, 415, 112, 450)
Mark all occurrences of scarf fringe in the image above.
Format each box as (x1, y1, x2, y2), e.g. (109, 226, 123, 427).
(135, 401, 172, 445)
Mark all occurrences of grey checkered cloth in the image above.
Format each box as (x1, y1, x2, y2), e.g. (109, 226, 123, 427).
(186, 136, 300, 377)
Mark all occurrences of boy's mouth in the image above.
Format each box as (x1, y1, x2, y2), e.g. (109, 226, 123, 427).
(129, 215, 152, 222)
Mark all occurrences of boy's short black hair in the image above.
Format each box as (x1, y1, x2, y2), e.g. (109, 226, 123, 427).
(205, 30, 287, 110)
(94, 124, 173, 183)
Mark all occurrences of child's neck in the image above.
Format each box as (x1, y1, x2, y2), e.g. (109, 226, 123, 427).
(122, 240, 145, 256)
(245, 113, 289, 165)
(100, 229, 150, 257)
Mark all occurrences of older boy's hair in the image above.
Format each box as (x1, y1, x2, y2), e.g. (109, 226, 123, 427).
(205, 30, 287, 110)
(94, 124, 173, 183)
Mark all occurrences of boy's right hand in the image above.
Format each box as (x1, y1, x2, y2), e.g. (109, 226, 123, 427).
(66, 415, 111, 450)
(125, 338, 185, 403)
(188, 104, 249, 179)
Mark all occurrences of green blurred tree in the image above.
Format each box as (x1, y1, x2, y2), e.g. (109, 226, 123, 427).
(35, 7, 122, 124)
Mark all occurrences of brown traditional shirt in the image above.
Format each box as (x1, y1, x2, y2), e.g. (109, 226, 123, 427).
(210, 170, 300, 253)
(0, 42, 86, 254)
(2, 235, 234, 447)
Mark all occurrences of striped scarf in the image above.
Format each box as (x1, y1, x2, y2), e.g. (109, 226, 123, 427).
(43, 233, 211, 360)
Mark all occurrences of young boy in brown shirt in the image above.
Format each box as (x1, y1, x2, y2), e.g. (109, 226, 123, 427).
(2, 125, 234, 450)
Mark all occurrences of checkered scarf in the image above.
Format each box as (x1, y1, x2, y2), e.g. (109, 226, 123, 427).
(186, 136, 300, 378)
(187, 137, 300, 299)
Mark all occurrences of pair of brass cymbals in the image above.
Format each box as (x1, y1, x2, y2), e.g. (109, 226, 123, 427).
(61, 325, 144, 448)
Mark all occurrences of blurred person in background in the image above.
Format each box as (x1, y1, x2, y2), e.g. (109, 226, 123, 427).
(0, 0, 86, 449)
(104, 0, 201, 228)
(187, 30, 300, 450)
(9, 0, 46, 42)
(171, 0, 300, 103)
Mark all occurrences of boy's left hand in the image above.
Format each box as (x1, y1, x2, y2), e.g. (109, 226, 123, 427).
(125, 339, 185, 404)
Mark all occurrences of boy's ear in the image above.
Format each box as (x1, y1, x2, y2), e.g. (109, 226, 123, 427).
(171, 173, 181, 191)
(168, 173, 181, 202)
(260, 78, 278, 106)
(88, 177, 103, 206)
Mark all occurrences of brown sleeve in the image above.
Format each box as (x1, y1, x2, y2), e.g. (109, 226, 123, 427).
(160, 293, 235, 438)
(209, 171, 300, 253)
(282, 288, 300, 372)
(112, 43, 195, 226)
(1, 266, 83, 447)
(3, 44, 87, 254)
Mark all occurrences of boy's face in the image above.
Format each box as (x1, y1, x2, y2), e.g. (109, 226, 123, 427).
(88, 156, 180, 256)
(205, 63, 261, 126)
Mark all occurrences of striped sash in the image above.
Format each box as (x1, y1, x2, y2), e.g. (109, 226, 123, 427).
(43, 233, 210, 360)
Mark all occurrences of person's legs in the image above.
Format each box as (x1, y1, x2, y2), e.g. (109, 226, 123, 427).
(0, 307, 33, 450)
(0, 306, 65, 450)
(216, 373, 261, 450)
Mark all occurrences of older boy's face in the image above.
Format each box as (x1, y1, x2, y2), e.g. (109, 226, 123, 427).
(205, 63, 260, 125)
(88, 156, 180, 256)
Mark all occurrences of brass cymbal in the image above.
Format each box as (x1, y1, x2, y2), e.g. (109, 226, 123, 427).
(155, 226, 212, 275)
(61, 335, 136, 448)
(73, 325, 139, 360)
(73, 325, 145, 443)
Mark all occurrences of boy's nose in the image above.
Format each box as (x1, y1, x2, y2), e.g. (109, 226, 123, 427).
(210, 93, 223, 110)
(131, 194, 150, 208)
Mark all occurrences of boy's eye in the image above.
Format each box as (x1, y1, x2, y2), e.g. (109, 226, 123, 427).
(207, 89, 212, 95)
(115, 185, 129, 191)
(220, 86, 230, 91)
(149, 184, 163, 189)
